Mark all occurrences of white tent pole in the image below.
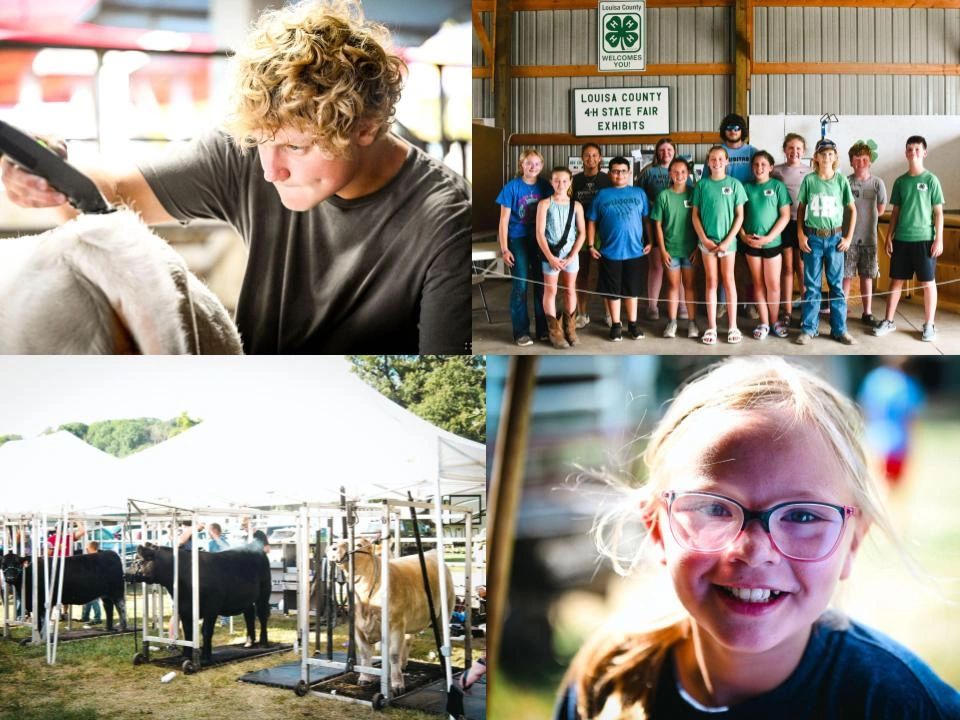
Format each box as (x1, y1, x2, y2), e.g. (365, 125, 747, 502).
(433, 437, 454, 700)
(51, 507, 68, 665)
(380, 503, 391, 702)
(191, 510, 199, 668)
(30, 517, 40, 644)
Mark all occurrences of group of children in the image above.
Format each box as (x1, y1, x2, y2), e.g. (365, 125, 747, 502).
(496, 119, 945, 348)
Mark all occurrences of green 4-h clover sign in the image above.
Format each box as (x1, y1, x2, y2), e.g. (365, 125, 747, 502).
(855, 138, 879, 163)
(603, 14, 641, 53)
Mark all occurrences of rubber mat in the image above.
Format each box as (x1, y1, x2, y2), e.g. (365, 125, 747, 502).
(237, 651, 352, 689)
(146, 642, 293, 670)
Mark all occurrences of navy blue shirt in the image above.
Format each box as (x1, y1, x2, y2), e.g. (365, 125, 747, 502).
(556, 612, 960, 720)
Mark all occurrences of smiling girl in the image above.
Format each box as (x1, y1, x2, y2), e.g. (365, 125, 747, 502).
(691, 146, 747, 345)
(557, 358, 960, 720)
(496, 149, 554, 346)
(535, 167, 586, 349)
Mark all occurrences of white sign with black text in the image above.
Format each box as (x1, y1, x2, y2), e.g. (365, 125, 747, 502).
(572, 87, 669, 136)
(598, 1, 646, 72)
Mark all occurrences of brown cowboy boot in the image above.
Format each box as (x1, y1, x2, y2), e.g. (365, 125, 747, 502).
(547, 315, 569, 349)
(563, 311, 579, 346)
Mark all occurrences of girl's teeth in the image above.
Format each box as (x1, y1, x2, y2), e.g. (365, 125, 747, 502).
(724, 586, 782, 602)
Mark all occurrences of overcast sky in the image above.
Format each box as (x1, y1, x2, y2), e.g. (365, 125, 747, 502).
(0, 355, 354, 437)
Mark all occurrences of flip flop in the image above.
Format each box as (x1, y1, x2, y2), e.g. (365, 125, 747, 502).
(728, 327, 743, 344)
(753, 324, 769, 340)
(702, 328, 717, 345)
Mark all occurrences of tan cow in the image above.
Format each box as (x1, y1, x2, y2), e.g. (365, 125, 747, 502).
(330, 537, 453, 693)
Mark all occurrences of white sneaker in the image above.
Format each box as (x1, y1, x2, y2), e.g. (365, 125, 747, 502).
(575, 313, 590, 329)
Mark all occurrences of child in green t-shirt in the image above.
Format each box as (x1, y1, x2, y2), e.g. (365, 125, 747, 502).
(692, 145, 747, 345)
(739, 150, 791, 340)
(651, 157, 698, 339)
(873, 135, 945, 342)
(795, 138, 857, 346)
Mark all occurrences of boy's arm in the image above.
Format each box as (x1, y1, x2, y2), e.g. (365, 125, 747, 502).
(587, 220, 601, 258)
(796, 203, 810, 253)
(932, 204, 944, 258)
(884, 206, 899, 256)
(839, 202, 856, 252)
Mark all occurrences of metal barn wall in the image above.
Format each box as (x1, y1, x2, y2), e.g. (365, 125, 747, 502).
(474, 5, 734, 172)
(473, 3, 960, 175)
(751, 6, 960, 116)
(473, 11, 494, 120)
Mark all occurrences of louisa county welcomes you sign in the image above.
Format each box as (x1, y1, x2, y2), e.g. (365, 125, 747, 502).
(572, 87, 669, 136)
(598, 0, 646, 72)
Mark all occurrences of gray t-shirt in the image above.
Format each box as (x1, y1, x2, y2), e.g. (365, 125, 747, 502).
(847, 174, 888, 247)
(772, 163, 812, 220)
(138, 131, 470, 354)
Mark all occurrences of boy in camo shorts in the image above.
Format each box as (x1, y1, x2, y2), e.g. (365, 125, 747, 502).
(844, 142, 887, 327)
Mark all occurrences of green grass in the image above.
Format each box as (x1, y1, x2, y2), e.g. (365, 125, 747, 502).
(0, 610, 482, 720)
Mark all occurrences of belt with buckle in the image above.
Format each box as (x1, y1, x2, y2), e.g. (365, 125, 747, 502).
(806, 226, 842, 238)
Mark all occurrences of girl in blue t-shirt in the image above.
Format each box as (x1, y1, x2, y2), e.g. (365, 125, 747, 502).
(556, 358, 960, 720)
(496, 149, 553, 346)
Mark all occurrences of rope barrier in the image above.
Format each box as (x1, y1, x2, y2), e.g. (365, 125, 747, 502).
(473, 265, 960, 307)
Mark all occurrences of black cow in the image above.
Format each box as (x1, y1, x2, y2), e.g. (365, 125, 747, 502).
(1, 550, 128, 633)
(125, 543, 270, 662)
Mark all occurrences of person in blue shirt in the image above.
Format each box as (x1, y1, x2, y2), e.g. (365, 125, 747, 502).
(555, 358, 960, 720)
(857, 359, 925, 489)
(496, 149, 554, 346)
(586, 156, 651, 342)
(719, 113, 757, 185)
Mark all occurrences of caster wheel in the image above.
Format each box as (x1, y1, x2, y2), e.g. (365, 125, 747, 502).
(372, 692, 386, 710)
(133, 652, 146, 665)
(182, 659, 196, 674)
(294, 680, 309, 697)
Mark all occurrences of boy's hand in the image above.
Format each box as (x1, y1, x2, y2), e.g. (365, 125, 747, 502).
(837, 235, 852, 252)
(884, 236, 893, 257)
(501, 247, 515, 268)
(589, 246, 601, 259)
(931, 238, 943, 258)
(0, 134, 69, 208)
(798, 232, 811, 254)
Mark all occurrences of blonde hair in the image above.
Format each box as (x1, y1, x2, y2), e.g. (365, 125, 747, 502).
(706, 145, 729, 161)
(812, 148, 840, 173)
(518, 148, 544, 175)
(567, 357, 899, 719)
(222, 0, 405, 156)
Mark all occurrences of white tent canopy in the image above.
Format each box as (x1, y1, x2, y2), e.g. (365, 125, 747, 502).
(0, 431, 123, 514)
(1, 372, 485, 516)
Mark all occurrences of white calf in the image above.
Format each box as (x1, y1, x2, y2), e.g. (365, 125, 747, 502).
(331, 537, 453, 693)
(0, 209, 241, 354)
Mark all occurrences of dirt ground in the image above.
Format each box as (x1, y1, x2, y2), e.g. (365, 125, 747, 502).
(0, 611, 483, 720)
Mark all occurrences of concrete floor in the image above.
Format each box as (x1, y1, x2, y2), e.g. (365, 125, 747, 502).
(472, 279, 960, 355)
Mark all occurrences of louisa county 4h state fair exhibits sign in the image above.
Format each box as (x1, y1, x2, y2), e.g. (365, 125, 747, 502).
(572, 87, 669, 136)
(598, 1, 646, 71)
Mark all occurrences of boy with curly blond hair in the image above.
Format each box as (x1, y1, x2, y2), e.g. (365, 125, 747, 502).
(0, 0, 470, 354)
